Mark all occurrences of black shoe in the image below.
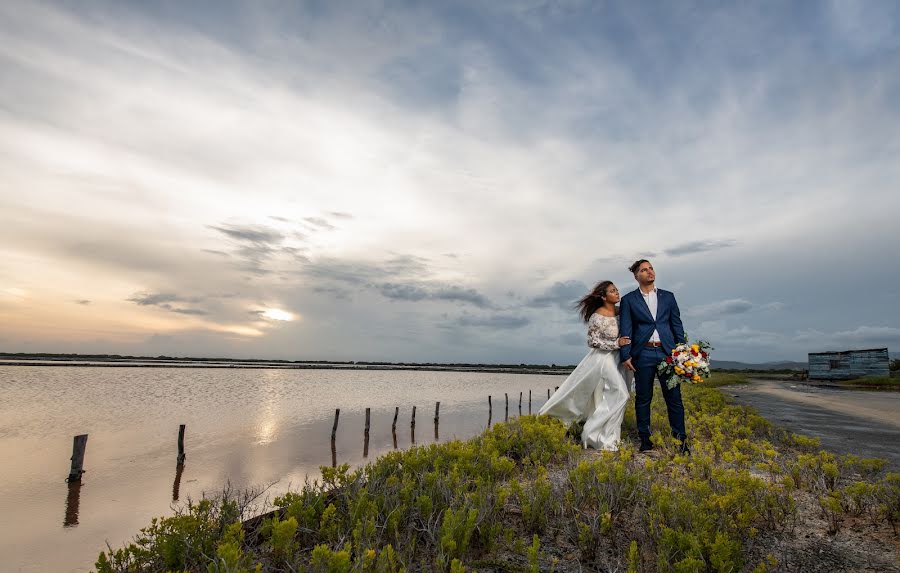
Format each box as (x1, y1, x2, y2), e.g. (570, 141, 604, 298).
(639, 437, 653, 452)
(679, 441, 691, 456)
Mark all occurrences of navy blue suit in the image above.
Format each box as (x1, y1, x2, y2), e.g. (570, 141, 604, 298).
(618, 288, 687, 440)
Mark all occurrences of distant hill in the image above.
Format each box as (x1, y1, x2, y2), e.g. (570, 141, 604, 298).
(712, 360, 807, 371)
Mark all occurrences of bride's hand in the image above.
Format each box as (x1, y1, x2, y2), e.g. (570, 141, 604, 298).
(617, 336, 630, 347)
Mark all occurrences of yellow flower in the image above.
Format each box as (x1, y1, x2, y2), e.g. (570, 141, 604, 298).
(691, 344, 700, 353)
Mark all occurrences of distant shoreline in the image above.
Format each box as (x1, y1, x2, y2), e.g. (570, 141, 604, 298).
(0, 353, 811, 376)
(0, 356, 574, 375)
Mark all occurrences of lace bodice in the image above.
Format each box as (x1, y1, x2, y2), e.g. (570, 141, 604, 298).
(587, 313, 620, 350)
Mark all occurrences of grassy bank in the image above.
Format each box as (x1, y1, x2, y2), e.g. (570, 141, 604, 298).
(839, 375, 900, 390)
(95, 374, 899, 572)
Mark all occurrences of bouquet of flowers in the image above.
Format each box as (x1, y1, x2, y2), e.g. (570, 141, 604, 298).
(657, 338, 713, 389)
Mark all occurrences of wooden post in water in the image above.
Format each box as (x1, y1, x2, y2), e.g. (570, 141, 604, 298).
(548, 388, 551, 399)
(331, 409, 341, 440)
(488, 395, 492, 425)
(518, 392, 522, 416)
(529, 390, 532, 414)
(411, 406, 417, 444)
(364, 408, 371, 457)
(177, 424, 186, 464)
(434, 402, 440, 441)
(172, 463, 185, 502)
(63, 482, 82, 527)
(66, 434, 88, 483)
(392, 406, 399, 449)
(411, 405, 417, 429)
(504, 393, 508, 421)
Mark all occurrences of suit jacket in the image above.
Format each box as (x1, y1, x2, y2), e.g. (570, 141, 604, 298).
(618, 288, 685, 363)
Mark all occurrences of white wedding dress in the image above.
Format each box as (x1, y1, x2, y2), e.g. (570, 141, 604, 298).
(539, 313, 633, 450)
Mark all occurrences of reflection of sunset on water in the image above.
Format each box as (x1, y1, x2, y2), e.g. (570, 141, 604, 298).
(0, 365, 562, 571)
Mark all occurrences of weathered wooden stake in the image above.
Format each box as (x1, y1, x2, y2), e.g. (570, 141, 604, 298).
(66, 434, 88, 483)
(63, 482, 81, 527)
(548, 388, 551, 399)
(518, 392, 523, 416)
(364, 407, 371, 457)
(392, 407, 399, 432)
(505, 393, 509, 421)
(529, 390, 532, 414)
(172, 463, 184, 502)
(331, 409, 341, 440)
(177, 424, 186, 464)
(331, 440, 337, 467)
(411, 405, 417, 428)
(434, 402, 440, 424)
(488, 395, 492, 426)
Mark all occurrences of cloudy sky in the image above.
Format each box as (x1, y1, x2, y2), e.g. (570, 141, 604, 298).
(1, 0, 898, 364)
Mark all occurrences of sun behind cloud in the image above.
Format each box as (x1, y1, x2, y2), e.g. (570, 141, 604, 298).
(261, 308, 294, 322)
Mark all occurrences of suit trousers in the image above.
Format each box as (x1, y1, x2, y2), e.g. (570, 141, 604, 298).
(634, 347, 687, 441)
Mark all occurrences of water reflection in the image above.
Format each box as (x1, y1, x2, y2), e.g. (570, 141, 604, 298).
(172, 463, 185, 502)
(63, 482, 81, 527)
(1, 366, 562, 573)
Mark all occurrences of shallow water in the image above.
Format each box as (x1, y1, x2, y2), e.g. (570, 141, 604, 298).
(0, 365, 563, 572)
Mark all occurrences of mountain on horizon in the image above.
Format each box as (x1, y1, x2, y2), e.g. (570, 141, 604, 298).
(712, 359, 807, 371)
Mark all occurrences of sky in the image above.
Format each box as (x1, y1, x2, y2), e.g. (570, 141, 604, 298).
(1, 0, 899, 364)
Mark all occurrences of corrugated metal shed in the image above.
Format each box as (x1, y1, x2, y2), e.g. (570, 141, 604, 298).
(808, 348, 890, 380)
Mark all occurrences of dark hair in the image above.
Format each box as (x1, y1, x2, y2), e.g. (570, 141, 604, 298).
(576, 280, 614, 323)
(629, 259, 650, 274)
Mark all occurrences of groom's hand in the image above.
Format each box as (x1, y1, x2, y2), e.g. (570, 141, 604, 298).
(622, 358, 635, 372)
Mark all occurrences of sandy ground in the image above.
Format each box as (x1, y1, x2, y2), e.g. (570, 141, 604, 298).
(727, 379, 900, 469)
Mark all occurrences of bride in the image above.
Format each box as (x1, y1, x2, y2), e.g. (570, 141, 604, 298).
(539, 280, 633, 450)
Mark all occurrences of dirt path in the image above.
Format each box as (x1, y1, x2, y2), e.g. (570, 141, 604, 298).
(727, 379, 900, 469)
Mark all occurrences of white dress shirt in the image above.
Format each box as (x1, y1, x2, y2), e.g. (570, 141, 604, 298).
(641, 286, 661, 343)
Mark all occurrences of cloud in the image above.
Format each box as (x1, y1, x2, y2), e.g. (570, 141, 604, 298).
(685, 298, 753, 318)
(685, 298, 785, 319)
(127, 292, 207, 316)
(302, 217, 336, 230)
(172, 307, 209, 316)
(378, 283, 428, 302)
(794, 325, 900, 348)
(431, 286, 492, 308)
(209, 224, 285, 246)
(377, 282, 493, 308)
(663, 240, 738, 257)
(456, 314, 531, 329)
(560, 332, 584, 346)
(128, 293, 195, 307)
(527, 280, 587, 309)
(208, 223, 291, 275)
(1, 1, 899, 364)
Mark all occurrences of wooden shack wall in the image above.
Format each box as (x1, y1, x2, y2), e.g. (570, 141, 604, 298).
(808, 348, 890, 380)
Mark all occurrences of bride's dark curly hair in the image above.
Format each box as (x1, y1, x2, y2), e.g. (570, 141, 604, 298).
(576, 280, 614, 323)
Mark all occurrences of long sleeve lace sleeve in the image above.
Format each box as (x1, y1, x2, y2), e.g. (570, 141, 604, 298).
(587, 315, 620, 350)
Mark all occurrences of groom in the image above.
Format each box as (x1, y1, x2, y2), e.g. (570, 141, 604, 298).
(619, 259, 689, 454)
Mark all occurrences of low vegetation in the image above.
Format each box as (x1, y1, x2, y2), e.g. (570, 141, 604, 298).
(840, 375, 900, 389)
(95, 373, 898, 572)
